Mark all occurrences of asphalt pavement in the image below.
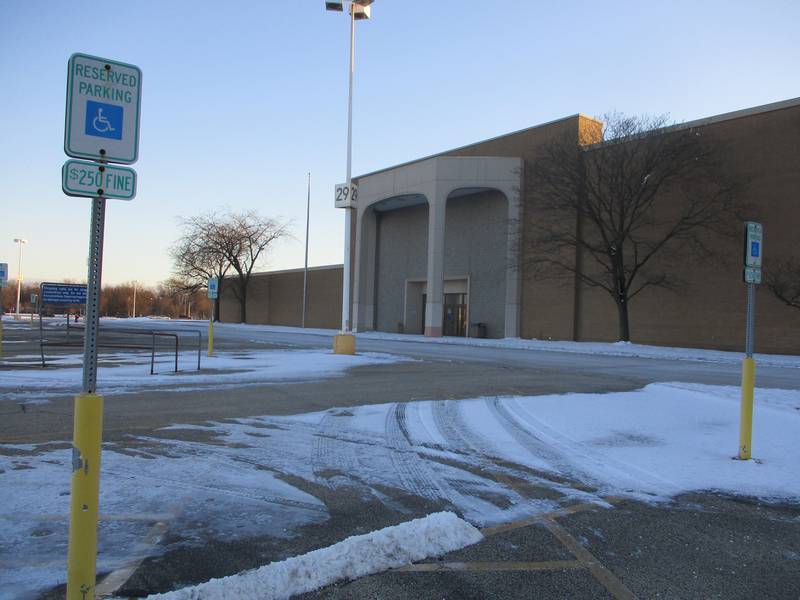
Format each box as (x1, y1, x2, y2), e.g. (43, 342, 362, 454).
(2, 318, 798, 600)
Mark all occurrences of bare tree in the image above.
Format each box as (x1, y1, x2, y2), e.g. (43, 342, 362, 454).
(170, 210, 289, 323)
(527, 113, 748, 341)
(766, 259, 800, 310)
(170, 212, 233, 322)
(223, 210, 290, 323)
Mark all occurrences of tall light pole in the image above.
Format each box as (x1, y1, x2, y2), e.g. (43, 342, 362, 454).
(13, 238, 27, 318)
(131, 280, 137, 318)
(302, 172, 311, 328)
(326, 0, 372, 355)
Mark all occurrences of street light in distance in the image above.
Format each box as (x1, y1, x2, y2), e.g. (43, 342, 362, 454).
(13, 237, 28, 318)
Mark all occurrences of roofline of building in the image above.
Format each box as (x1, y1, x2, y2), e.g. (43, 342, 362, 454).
(355, 113, 601, 181)
(585, 95, 800, 150)
(356, 96, 800, 177)
(247, 263, 343, 278)
(667, 95, 800, 132)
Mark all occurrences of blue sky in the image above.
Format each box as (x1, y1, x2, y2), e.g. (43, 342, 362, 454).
(1, 0, 797, 286)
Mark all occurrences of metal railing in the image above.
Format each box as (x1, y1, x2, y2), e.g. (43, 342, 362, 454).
(39, 320, 202, 374)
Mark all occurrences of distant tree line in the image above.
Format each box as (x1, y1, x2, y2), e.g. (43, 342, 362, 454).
(1, 280, 210, 319)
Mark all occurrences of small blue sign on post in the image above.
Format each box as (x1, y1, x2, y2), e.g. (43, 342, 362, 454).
(207, 277, 219, 299)
(40, 282, 88, 305)
(84, 101, 123, 140)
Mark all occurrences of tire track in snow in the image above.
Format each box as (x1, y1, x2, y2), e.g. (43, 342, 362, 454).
(486, 397, 599, 486)
(103, 466, 326, 513)
(311, 411, 362, 487)
(384, 402, 448, 501)
(432, 399, 499, 460)
(505, 398, 680, 495)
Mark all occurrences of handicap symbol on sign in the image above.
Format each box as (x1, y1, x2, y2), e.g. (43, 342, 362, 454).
(85, 100, 123, 141)
(93, 108, 114, 133)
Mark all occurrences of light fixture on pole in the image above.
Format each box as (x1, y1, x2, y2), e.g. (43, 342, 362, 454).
(13, 237, 27, 318)
(326, 0, 372, 355)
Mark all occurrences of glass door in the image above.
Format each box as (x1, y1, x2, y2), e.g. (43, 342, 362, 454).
(442, 293, 467, 337)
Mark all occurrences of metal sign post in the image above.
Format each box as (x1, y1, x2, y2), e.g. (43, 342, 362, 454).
(739, 221, 763, 460)
(64, 52, 141, 600)
(207, 277, 218, 356)
(0, 263, 7, 355)
(329, 0, 371, 356)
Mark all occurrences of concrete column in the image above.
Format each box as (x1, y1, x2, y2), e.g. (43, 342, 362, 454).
(504, 185, 522, 338)
(424, 191, 445, 336)
(352, 208, 377, 331)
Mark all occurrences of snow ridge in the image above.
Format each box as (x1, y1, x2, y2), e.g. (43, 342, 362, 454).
(145, 511, 483, 600)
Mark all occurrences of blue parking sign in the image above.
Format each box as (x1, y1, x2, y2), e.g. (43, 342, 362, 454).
(85, 100, 123, 140)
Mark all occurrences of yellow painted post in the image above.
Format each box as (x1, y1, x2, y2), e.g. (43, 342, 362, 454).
(66, 393, 104, 600)
(333, 333, 356, 355)
(208, 318, 214, 357)
(739, 358, 755, 459)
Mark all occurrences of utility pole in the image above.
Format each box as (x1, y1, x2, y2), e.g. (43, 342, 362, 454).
(132, 281, 137, 317)
(13, 237, 27, 318)
(302, 172, 311, 328)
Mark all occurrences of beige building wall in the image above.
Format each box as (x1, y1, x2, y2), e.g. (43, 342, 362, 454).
(219, 265, 343, 329)
(220, 98, 799, 354)
(442, 114, 604, 341)
(573, 100, 800, 353)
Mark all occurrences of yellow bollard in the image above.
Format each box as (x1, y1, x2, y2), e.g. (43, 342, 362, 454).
(208, 318, 214, 357)
(66, 393, 104, 600)
(333, 333, 356, 355)
(738, 358, 755, 460)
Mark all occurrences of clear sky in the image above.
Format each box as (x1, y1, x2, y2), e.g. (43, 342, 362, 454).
(1, 0, 797, 287)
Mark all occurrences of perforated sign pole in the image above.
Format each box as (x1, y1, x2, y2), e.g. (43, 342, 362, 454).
(82, 196, 106, 393)
(66, 51, 141, 600)
(738, 221, 762, 461)
(0, 265, 6, 356)
(66, 193, 107, 600)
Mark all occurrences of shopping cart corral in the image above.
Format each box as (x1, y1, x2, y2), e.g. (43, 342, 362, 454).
(38, 319, 202, 374)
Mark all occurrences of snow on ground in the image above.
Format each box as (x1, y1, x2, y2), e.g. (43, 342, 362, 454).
(358, 333, 800, 368)
(0, 349, 407, 403)
(146, 512, 482, 600)
(0, 438, 328, 600)
(2, 383, 798, 598)
(155, 320, 800, 368)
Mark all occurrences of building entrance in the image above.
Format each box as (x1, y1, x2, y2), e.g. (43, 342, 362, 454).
(443, 293, 467, 337)
(414, 279, 469, 337)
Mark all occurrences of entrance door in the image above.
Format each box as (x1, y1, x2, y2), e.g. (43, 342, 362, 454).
(442, 293, 467, 337)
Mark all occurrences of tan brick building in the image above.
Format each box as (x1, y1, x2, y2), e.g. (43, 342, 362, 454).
(221, 97, 800, 354)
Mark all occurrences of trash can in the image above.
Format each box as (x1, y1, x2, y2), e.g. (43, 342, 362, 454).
(471, 322, 487, 339)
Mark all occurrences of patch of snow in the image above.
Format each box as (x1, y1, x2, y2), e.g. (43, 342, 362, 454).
(0, 349, 408, 402)
(3, 383, 799, 598)
(145, 511, 482, 600)
(357, 332, 800, 368)
(155, 321, 800, 368)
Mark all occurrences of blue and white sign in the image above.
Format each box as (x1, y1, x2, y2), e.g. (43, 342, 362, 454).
(40, 283, 88, 305)
(744, 222, 763, 269)
(207, 277, 219, 299)
(0, 263, 8, 287)
(84, 101, 123, 141)
(64, 53, 142, 165)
